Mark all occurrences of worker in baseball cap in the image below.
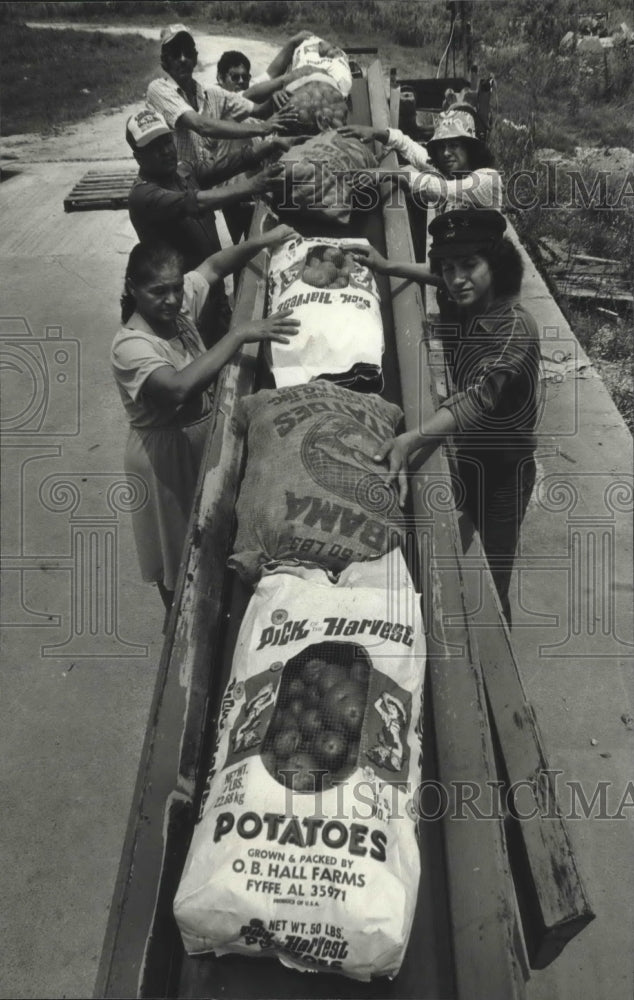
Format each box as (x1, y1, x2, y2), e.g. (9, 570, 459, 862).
(146, 23, 298, 173)
(125, 106, 291, 343)
(125, 107, 172, 151)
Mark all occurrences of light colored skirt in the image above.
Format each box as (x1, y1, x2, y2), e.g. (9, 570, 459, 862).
(124, 414, 213, 590)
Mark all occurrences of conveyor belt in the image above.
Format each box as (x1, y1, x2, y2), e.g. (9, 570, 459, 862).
(94, 60, 593, 1000)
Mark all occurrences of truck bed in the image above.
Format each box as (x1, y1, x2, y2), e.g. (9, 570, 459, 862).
(95, 60, 592, 1000)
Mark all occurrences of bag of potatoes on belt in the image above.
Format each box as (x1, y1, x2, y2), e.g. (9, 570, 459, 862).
(270, 130, 378, 225)
(228, 381, 405, 583)
(290, 35, 353, 97)
(267, 233, 384, 388)
(173, 550, 425, 981)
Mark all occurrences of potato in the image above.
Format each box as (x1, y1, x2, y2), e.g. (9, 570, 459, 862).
(323, 248, 345, 267)
(302, 266, 329, 288)
(320, 262, 339, 284)
(287, 81, 345, 133)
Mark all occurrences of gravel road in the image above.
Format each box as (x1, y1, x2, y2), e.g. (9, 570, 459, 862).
(2, 23, 280, 163)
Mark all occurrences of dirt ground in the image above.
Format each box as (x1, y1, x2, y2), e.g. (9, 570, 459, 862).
(2, 24, 280, 163)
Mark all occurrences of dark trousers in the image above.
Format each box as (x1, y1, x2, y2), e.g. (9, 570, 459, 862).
(455, 453, 536, 626)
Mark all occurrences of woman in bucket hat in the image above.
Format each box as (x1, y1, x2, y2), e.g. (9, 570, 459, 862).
(338, 103, 502, 212)
(362, 209, 541, 626)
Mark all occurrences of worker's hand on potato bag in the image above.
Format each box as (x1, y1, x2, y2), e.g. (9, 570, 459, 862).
(247, 162, 286, 195)
(272, 88, 292, 111)
(260, 223, 296, 249)
(350, 245, 389, 274)
(258, 136, 295, 159)
(266, 105, 300, 132)
(337, 124, 379, 143)
(373, 434, 413, 508)
(234, 309, 300, 346)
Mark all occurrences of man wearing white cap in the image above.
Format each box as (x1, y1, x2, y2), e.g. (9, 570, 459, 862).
(125, 108, 289, 346)
(146, 24, 296, 171)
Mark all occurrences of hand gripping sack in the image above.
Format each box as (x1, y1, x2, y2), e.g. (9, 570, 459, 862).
(267, 234, 384, 388)
(173, 551, 425, 980)
(271, 130, 378, 225)
(228, 382, 405, 583)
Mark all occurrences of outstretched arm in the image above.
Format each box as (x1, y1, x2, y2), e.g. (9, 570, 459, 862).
(195, 224, 294, 286)
(143, 309, 299, 410)
(177, 107, 271, 140)
(351, 246, 443, 287)
(373, 408, 458, 507)
(337, 124, 390, 145)
(192, 160, 289, 212)
(264, 30, 314, 79)
(243, 65, 315, 104)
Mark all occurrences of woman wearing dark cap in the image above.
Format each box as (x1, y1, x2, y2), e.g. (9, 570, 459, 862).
(361, 209, 541, 625)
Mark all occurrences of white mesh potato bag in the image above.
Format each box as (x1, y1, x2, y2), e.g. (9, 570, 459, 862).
(173, 551, 425, 981)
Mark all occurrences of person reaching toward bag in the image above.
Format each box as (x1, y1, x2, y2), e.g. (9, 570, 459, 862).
(111, 225, 299, 612)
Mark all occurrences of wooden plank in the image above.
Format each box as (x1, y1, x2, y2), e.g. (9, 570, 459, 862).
(368, 61, 526, 1000)
(554, 284, 633, 304)
(389, 74, 401, 129)
(64, 198, 129, 212)
(69, 182, 133, 192)
(422, 210, 595, 969)
(94, 225, 269, 999)
(68, 177, 135, 187)
(71, 173, 136, 181)
(65, 189, 130, 198)
(463, 531, 596, 968)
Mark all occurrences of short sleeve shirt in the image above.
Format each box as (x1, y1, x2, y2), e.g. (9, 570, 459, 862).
(146, 75, 255, 167)
(111, 270, 212, 429)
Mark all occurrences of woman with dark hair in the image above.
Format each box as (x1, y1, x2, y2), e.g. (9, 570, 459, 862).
(338, 105, 502, 212)
(111, 227, 299, 610)
(357, 209, 541, 625)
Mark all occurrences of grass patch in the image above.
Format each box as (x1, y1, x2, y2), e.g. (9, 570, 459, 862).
(0, 23, 157, 135)
(570, 305, 634, 431)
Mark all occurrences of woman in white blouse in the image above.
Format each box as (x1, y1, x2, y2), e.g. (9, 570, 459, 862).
(338, 104, 502, 212)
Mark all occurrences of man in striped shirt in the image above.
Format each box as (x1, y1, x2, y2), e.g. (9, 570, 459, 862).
(146, 24, 296, 171)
